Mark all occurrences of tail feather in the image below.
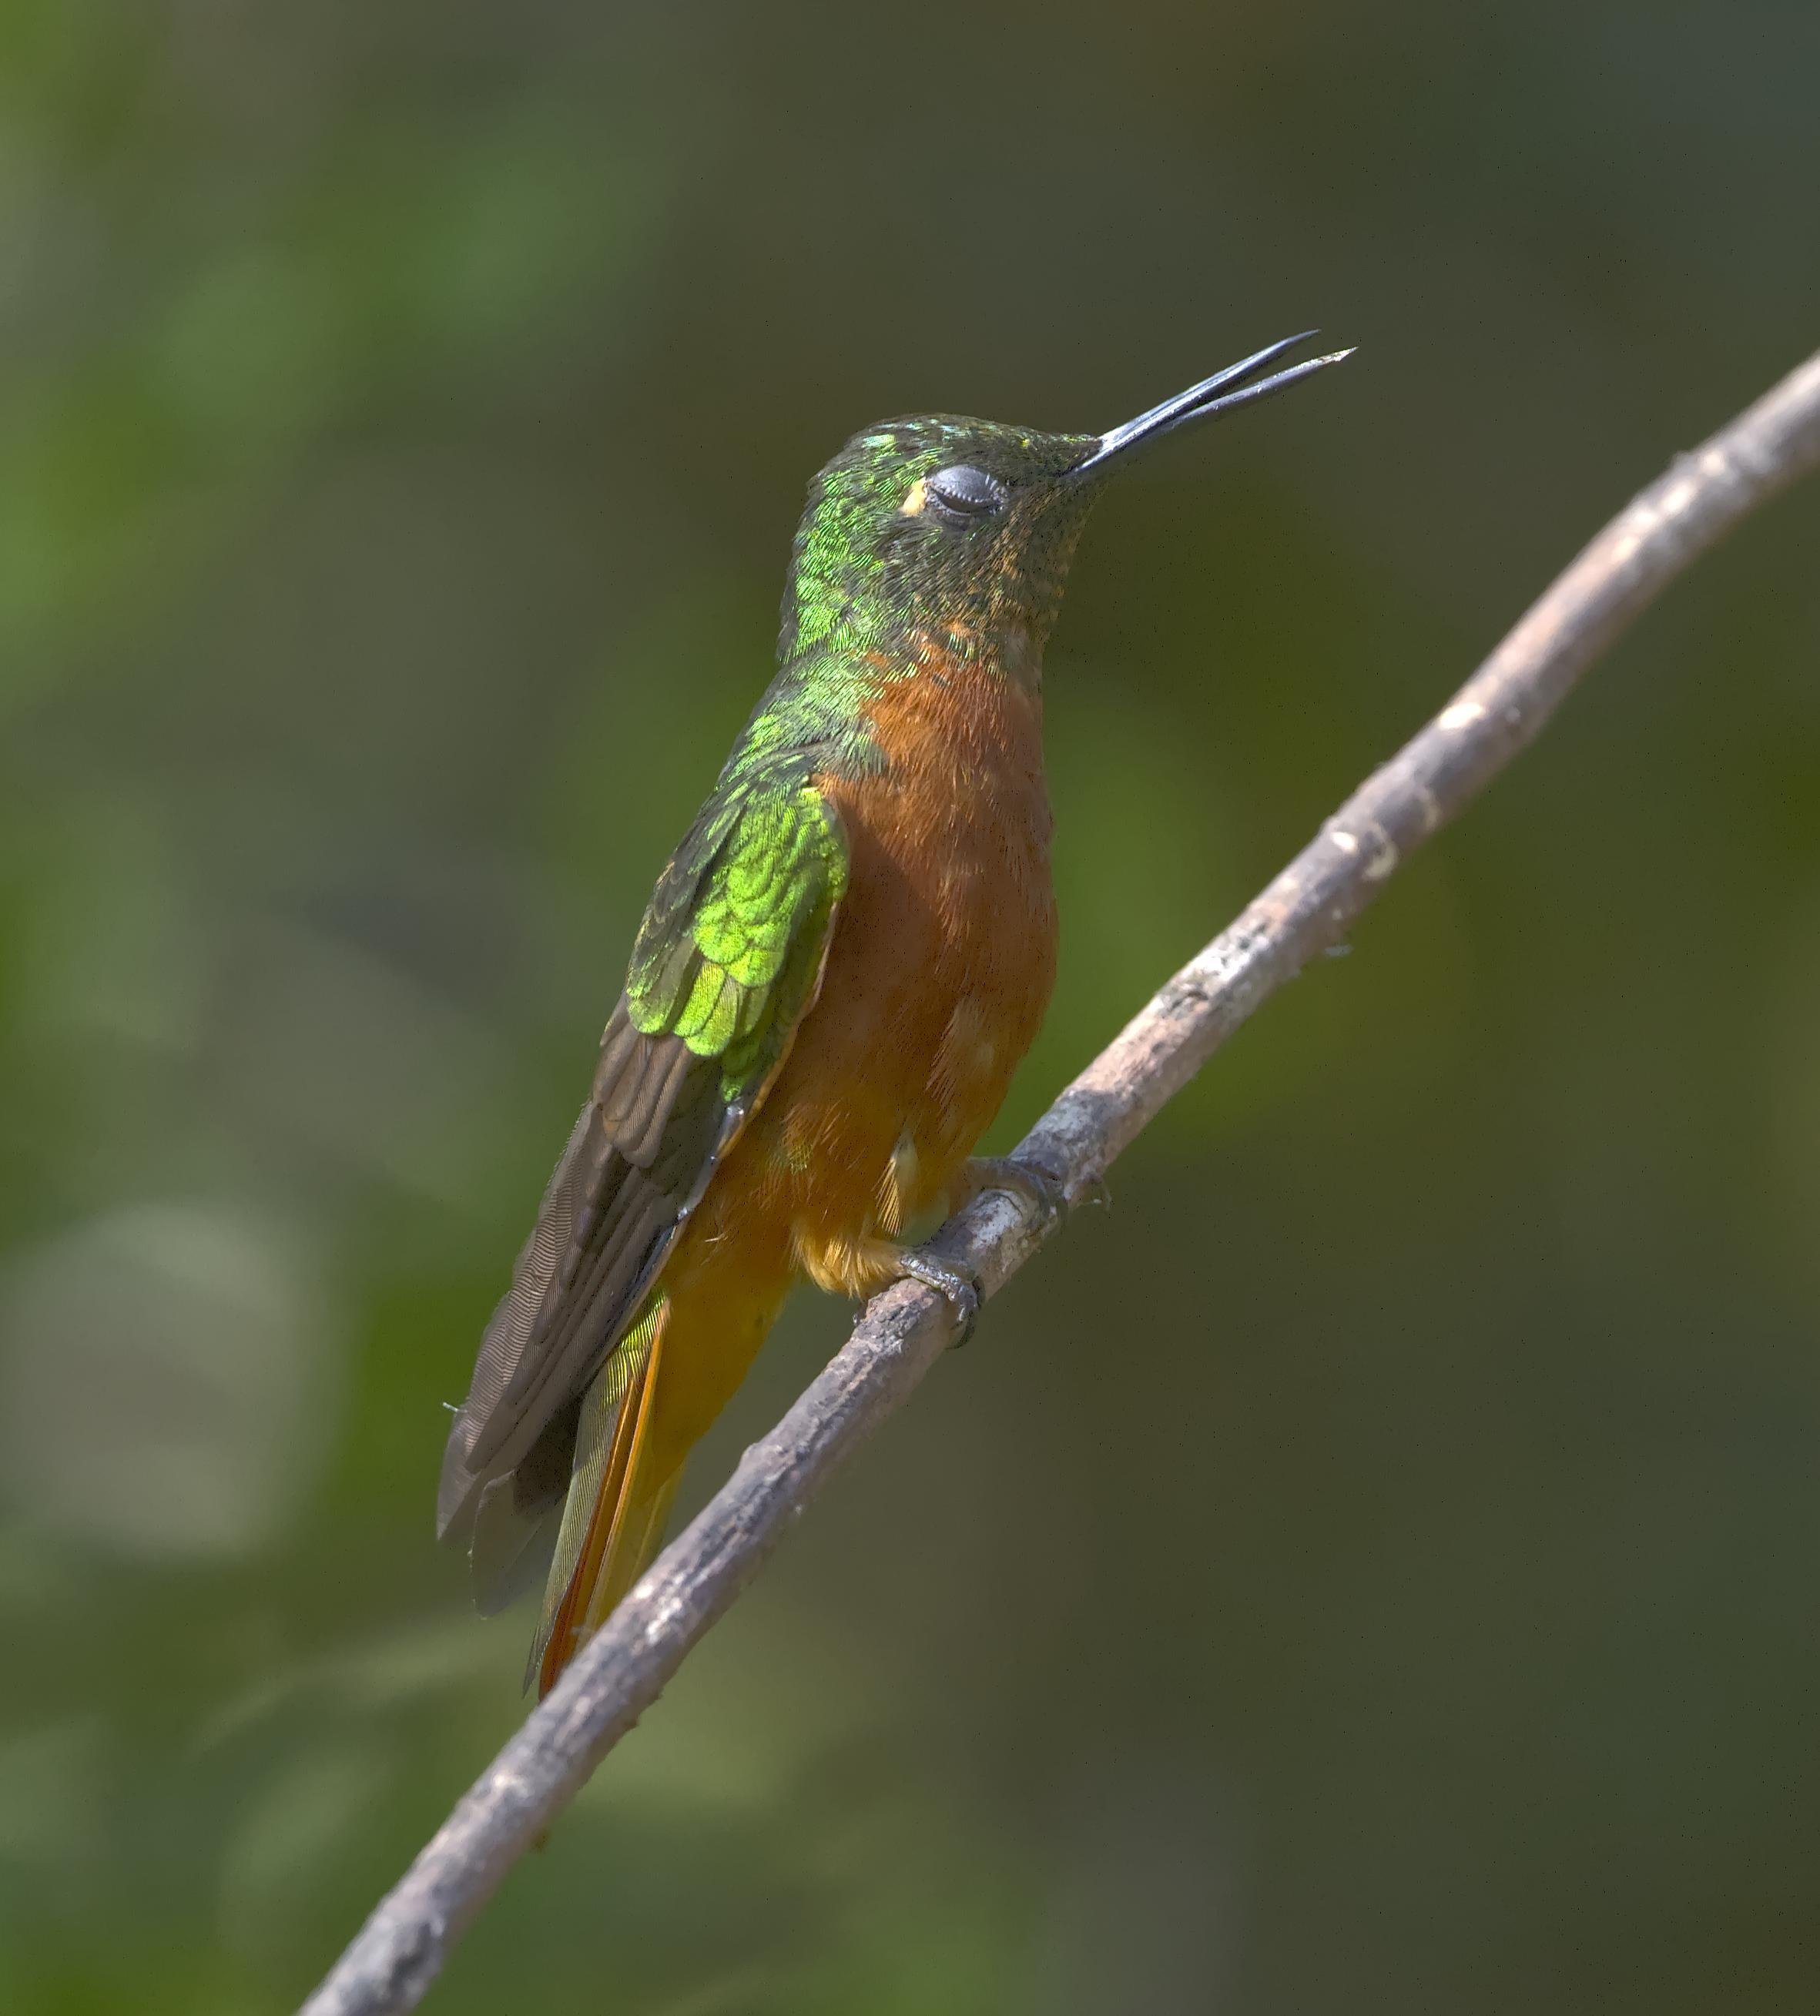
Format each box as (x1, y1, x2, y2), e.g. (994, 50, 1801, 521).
(528, 1296, 675, 1696)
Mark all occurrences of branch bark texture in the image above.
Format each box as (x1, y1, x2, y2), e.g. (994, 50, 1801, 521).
(302, 347, 1820, 2016)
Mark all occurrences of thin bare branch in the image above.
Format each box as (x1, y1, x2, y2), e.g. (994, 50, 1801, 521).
(302, 347, 1820, 2016)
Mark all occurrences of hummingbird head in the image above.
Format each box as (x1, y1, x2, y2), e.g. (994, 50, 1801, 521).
(779, 332, 1352, 678)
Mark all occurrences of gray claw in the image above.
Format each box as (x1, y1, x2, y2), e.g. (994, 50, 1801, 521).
(895, 1250, 984, 1347)
(1074, 1170, 1112, 1214)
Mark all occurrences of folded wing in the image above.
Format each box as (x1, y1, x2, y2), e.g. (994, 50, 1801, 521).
(437, 777, 848, 1607)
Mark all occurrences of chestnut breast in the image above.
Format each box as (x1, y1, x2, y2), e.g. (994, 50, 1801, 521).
(803, 651, 1058, 1214)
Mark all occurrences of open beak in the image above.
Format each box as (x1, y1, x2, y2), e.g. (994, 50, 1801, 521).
(1069, 330, 1354, 477)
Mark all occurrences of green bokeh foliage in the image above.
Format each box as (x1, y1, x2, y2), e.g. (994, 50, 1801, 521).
(2, 2, 1819, 2010)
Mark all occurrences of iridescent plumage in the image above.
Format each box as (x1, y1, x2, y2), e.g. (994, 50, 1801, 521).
(438, 338, 1351, 1691)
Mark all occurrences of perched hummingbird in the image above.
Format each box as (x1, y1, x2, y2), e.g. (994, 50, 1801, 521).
(439, 332, 1352, 1693)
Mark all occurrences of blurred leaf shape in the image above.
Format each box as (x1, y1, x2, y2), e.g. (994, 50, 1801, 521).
(0, 1716, 104, 1868)
(216, 1732, 396, 1971)
(0, 1203, 340, 1557)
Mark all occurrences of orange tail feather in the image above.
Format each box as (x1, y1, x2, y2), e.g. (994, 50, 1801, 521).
(533, 1300, 673, 1696)
(529, 1251, 794, 1695)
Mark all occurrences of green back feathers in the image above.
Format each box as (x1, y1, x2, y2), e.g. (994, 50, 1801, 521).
(628, 782, 846, 1100)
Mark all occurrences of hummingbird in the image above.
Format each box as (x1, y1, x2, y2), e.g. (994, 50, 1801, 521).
(438, 331, 1352, 1694)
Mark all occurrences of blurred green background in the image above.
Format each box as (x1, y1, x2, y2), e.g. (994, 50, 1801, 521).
(3, 2, 1818, 2010)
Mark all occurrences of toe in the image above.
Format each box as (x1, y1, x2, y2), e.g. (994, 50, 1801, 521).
(895, 1249, 984, 1345)
(960, 1155, 1068, 1225)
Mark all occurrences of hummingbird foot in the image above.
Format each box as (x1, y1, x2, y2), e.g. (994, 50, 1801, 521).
(957, 1154, 1108, 1225)
(892, 1248, 984, 1348)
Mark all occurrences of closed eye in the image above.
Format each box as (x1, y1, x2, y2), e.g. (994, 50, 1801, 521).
(924, 464, 1006, 521)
